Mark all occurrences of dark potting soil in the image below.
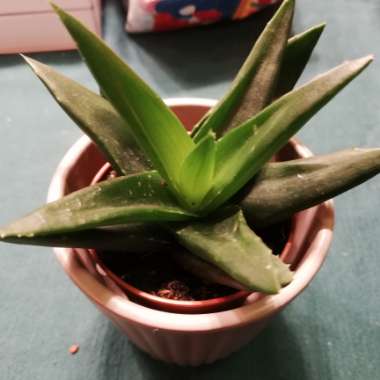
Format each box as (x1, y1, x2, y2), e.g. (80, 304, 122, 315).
(97, 220, 290, 301)
(98, 249, 236, 301)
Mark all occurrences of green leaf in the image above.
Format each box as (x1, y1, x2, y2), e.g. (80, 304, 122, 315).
(199, 124, 254, 207)
(177, 135, 216, 210)
(22, 56, 150, 175)
(192, 22, 325, 140)
(205, 55, 373, 211)
(275, 23, 326, 97)
(0, 171, 194, 238)
(52, 4, 194, 189)
(0, 224, 174, 252)
(173, 210, 293, 293)
(192, 0, 294, 141)
(214, 123, 254, 166)
(241, 147, 380, 226)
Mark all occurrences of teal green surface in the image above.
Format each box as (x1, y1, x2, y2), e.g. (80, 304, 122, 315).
(1, 0, 379, 378)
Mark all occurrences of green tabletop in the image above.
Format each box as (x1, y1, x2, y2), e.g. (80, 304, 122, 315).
(1, 0, 379, 378)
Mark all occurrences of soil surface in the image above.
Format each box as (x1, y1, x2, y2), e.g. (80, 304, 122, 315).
(97, 220, 290, 301)
(98, 249, 236, 301)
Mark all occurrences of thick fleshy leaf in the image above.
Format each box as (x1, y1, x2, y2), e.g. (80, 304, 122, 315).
(22, 56, 150, 175)
(192, 0, 294, 142)
(241, 148, 380, 226)
(275, 23, 326, 97)
(52, 4, 194, 190)
(192, 23, 325, 141)
(178, 135, 216, 210)
(0, 224, 174, 252)
(204, 55, 373, 211)
(2, 147, 379, 291)
(0, 172, 194, 238)
(174, 210, 292, 293)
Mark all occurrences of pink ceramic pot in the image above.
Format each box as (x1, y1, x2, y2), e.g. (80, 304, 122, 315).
(48, 98, 334, 366)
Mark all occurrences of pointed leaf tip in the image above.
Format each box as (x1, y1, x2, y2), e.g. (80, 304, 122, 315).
(360, 54, 374, 65)
(50, 2, 61, 13)
(22, 56, 151, 175)
(174, 210, 293, 293)
(283, 0, 295, 8)
(21, 55, 41, 72)
(275, 22, 327, 98)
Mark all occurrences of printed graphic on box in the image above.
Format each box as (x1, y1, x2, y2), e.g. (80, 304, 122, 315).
(126, 0, 280, 32)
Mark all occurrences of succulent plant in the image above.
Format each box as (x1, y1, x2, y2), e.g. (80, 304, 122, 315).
(1, 0, 379, 294)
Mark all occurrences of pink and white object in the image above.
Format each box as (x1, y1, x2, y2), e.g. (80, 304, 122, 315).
(0, 0, 101, 54)
(48, 98, 334, 365)
(125, 0, 281, 33)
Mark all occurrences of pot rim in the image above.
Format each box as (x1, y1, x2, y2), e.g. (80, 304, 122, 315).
(48, 97, 334, 332)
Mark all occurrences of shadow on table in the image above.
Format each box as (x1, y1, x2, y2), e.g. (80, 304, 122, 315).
(0, 51, 81, 69)
(130, 4, 280, 89)
(96, 314, 308, 380)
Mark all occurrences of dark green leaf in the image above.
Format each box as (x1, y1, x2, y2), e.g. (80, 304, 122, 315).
(275, 23, 326, 97)
(22, 56, 150, 175)
(0, 171, 194, 238)
(192, 0, 294, 141)
(173, 210, 293, 293)
(0, 224, 174, 252)
(241, 147, 380, 226)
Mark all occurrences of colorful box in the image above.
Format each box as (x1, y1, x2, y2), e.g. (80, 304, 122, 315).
(0, 0, 101, 54)
(125, 0, 281, 33)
